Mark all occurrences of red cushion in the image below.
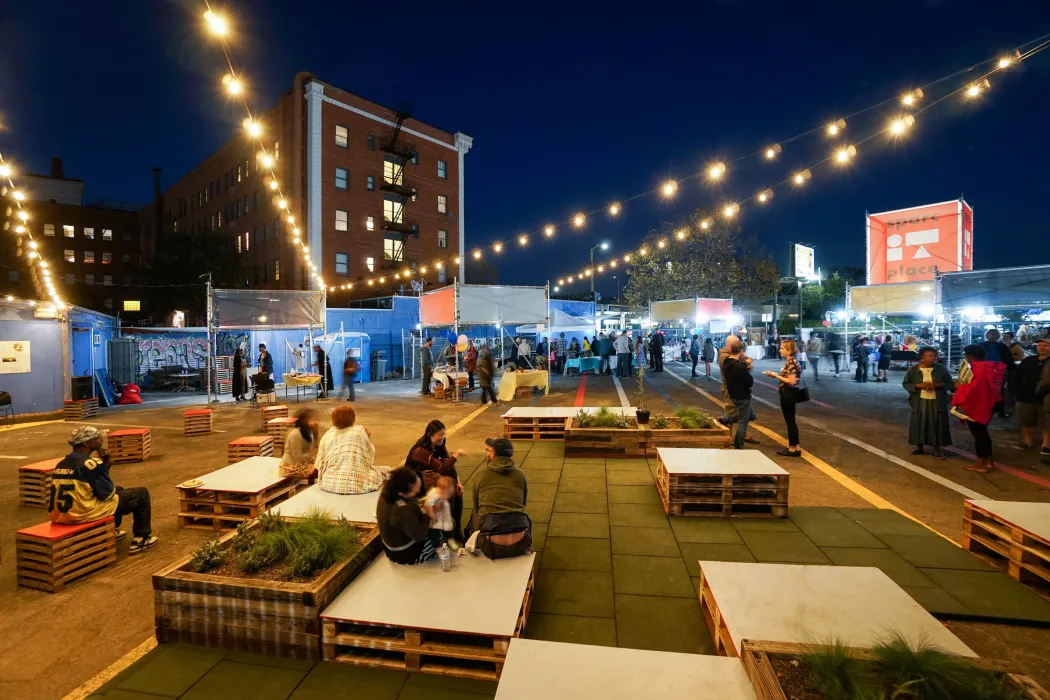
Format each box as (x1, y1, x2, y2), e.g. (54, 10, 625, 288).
(18, 458, 62, 473)
(109, 428, 150, 438)
(19, 516, 115, 539)
(184, 409, 212, 416)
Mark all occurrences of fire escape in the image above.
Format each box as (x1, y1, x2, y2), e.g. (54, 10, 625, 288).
(380, 106, 418, 270)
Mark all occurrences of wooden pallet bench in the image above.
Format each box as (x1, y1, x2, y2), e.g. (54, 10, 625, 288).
(656, 448, 788, 518)
(183, 408, 213, 437)
(322, 553, 536, 680)
(16, 516, 116, 592)
(962, 499, 1050, 595)
(227, 435, 274, 463)
(108, 428, 152, 463)
(267, 416, 298, 455)
(177, 456, 302, 531)
(64, 398, 99, 421)
(18, 458, 61, 508)
(503, 416, 570, 441)
(261, 405, 289, 431)
(698, 561, 975, 659)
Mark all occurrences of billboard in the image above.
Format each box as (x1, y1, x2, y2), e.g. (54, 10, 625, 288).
(866, 199, 973, 285)
(792, 243, 816, 279)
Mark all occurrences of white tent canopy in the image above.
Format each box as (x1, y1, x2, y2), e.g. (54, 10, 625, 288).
(849, 282, 935, 315)
(419, 283, 548, 326)
(516, 308, 591, 336)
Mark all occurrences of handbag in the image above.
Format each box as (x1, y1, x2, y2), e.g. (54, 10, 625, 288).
(794, 373, 811, 403)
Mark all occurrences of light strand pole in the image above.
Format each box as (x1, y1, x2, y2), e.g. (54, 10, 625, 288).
(590, 241, 608, 334)
(204, 272, 214, 405)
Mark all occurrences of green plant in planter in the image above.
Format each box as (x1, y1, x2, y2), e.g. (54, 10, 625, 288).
(800, 639, 877, 700)
(230, 507, 361, 579)
(574, 409, 594, 428)
(872, 632, 1021, 700)
(593, 401, 619, 428)
(188, 537, 227, 573)
(635, 364, 649, 411)
(614, 412, 634, 429)
(673, 406, 714, 429)
(650, 414, 669, 429)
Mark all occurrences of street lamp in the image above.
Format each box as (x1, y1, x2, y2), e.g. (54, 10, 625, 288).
(590, 242, 609, 302)
(613, 275, 620, 304)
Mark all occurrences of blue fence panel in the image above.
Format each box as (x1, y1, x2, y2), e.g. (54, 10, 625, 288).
(0, 314, 65, 414)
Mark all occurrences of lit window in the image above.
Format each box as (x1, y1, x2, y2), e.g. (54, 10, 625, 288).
(122, 253, 131, 264)
(438, 229, 448, 248)
(218, 211, 223, 227)
(383, 235, 404, 262)
(335, 167, 348, 190)
(122, 230, 132, 242)
(437, 160, 447, 179)
(102, 252, 112, 264)
(44, 224, 55, 236)
(383, 159, 403, 185)
(366, 216, 375, 232)
(84, 227, 95, 240)
(104, 298, 113, 309)
(335, 124, 348, 147)
(383, 198, 402, 223)
(244, 231, 250, 251)
(237, 164, 242, 182)
(64, 249, 75, 262)
(335, 209, 348, 232)
(103, 228, 113, 241)
(335, 252, 349, 275)
(103, 275, 113, 286)
(85, 274, 95, 285)
(438, 195, 447, 214)
(173, 220, 178, 232)
(7, 270, 18, 282)
(367, 135, 375, 151)
(65, 273, 75, 285)
(366, 257, 375, 272)
(274, 141, 280, 159)
(237, 236, 242, 253)
(275, 259, 280, 281)
(63, 225, 74, 238)
(366, 175, 375, 191)
(123, 300, 140, 311)
(84, 250, 95, 263)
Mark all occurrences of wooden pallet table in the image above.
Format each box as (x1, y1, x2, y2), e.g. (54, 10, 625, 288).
(18, 458, 61, 508)
(697, 561, 975, 659)
(108, 428, 152, 463)
(177, 456, 303, 531)
(183, 408, 213, 437)
(261, 405, 289, 431)
(963, 499, 1050, 595)
(322, 552, 536, 680)
(267, 416, 298, 456)
(494, 639, 758, 700)
(227, 435, 274, 463)
(64, 398, 99, 421)
(655, 448, 789, 518)
(501, 407, 636, 441)
(16, 516, 116, 592)
(268, 484, 379, 526)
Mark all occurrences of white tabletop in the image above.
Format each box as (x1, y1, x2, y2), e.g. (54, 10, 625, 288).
(967, 500, 1050, 543)
(658, 448, 788, 476)
(495, 639, 757, 700)
(269, 484, 378, 524)
(322, 552, 535, 637)
(182, 456, 288, 494)
(503, 406, 636, 418)
(699, 561, 975, 657)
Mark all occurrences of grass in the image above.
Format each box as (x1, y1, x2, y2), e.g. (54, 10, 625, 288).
(800, 639, 876, 700)
(672, 406, 715, 429)
(575, 401, 633, 429)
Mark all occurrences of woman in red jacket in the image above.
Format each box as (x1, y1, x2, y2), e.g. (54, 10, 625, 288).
(952, 344, 997, 473)
(404, 420, 468, 538)
(464, 340, 478, 392)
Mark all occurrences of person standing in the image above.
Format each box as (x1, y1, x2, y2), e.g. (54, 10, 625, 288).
(877, 336, 893, 383)
(598, 333, 613, 375)
(420, 337, 434, 396)
(717, 335, 758, 445)
(689, 335, 701, 377)
(555, 333, 567, 374)
(313, 343, 333, 398)
(701, 337, 715, 378)
(635, 336, 646, 372)
(651, 332, 664, 372)
(510, 337, 520, 368)
(517, 336, 531, 369)
(232, 347, 246, 402)
(257, 343, 273, 379)
(765, 340, 803, 457)
(980, 329, 1015, 418)
(478, 343, 498, 405)
(1003, 331, 1025, 363)
(614, 331, 632, 378)
(1014, 337, 1050, 457)
(295, 343, 308, 370)
(723, 341, 757, 450)
(464, 340, 478, 392)
(853, 337, 869, 383)
(342, 350, 358, 401)
(952, 344, 998, 473)
(806, 334, 823, 383)
(902, 347, 954, 459)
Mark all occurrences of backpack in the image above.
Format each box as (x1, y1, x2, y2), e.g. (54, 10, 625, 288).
(981, 341, 1002, 364)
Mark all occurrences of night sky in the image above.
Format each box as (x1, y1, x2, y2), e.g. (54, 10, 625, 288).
(3, 1, 1049, 299)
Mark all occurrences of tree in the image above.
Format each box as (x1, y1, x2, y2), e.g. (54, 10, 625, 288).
(144, 232, 246, 323)
(623, 209, 779, 308)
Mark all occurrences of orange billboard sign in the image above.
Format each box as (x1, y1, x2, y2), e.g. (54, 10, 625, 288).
(866, 199, 973, 285)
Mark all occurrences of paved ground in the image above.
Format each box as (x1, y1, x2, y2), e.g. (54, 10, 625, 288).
(2, 360, 1049, 699)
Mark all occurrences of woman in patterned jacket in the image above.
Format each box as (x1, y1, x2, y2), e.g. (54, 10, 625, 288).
(316, 405, 385, 494)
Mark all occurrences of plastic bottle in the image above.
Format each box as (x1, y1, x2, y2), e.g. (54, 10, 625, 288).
(439, 542, 452, 571)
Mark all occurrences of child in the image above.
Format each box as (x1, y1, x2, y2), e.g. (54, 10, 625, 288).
(798, 348, 808, 371)
(424, 475, 458, 544)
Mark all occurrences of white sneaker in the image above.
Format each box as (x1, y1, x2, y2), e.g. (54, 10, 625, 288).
(129, 535, 158, 554)
(115, 529, 128, 541)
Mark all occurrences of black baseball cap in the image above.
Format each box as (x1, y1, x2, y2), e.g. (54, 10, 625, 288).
(485, 437, 514, 457)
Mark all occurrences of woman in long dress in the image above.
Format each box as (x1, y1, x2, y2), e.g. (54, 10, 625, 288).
(902, 346, 954, 459)
(232, 348, 245, 401)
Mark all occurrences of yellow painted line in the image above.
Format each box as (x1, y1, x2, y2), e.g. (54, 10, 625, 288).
(0, 419, 63, 432)
(446, 403, 490, 438)
(662, 367, 957, 543)
(62, 636, 157, 700)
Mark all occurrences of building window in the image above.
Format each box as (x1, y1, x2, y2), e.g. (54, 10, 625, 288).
(383, 235, 404, 262)
(335, 253, 349, 275)
(237, 164, 242, 182)
(85, 274, 95, 285)
(173, 220, 178, 233)
(122, 253, 131, 264)
(438, 229, 448, 248)
(123, 276, 131, 286)
(335, 209, 348, 232)
(263, 262, 270, 283)
(439, 266, 447, 284)
(366, 257, 375, 272)
(218, 211, 223, 227)
(367, 135, 375, 151)
(263, 224, 269, 243)
(63, 224, 74, 238)
(275, 259, 280, 281)
(437, 160, 447, 179)
(244, 231, 250, 251)
(84, 250, 95, 263)
(366, 175, 375, 191)
(104, 298, 113, 310)
(237, 236, 242, 253)
(438, 195, 447, 214)
(383, 159, 403, 186)
(65, 273, 75, 285)
(103, 275, 113, 286)
(122, 230, 132, 242)
(253, 227, 259, 247)
(366, 216, 375, 232)
(274, 141, 280, 159)
(44, 223, 55, 236)
(64, 249, 75, 262)
(383, 197, 403, 224)
(124, 300, 140, 311)
(102, 252, 112, 264)
(253, 190, 258, 211)
(244, 194, 249, 214)
(335, 167, 348, 190)
(7, 270, 18, 282)
(102, 228, 113, 241)
(411, 153, 418, 165)
(335, 124, 348, 147)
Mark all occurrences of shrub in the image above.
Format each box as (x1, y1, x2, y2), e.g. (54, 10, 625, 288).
(651, 414, 669, 429)
(188, 538, 226, 573)
(227, 507, 361, 579)
(872, 632, 1021, 700)
(673, 406, 714, 429)
(575, 409, 594, 428)
(593, 401, 619, 427)
(614, 412, 634, 429)
(800, 639, 876, 700)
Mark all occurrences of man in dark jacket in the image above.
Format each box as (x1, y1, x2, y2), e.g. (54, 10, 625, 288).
(598, 333, 614, 375)
(478, 344, 498, 405)
(718, 335, 759, 445)
(854, 337, 869, 383)
(470, 437, 530, 559)
(1015, 337, 1050, 458)
(721, 342, 757, 449)
(650, 332, 664, 372)
(420, 337, 434, 396)
(257, 343, 273, 377)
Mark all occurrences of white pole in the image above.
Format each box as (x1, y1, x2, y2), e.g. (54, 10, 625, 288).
(206, 274, 213, 405)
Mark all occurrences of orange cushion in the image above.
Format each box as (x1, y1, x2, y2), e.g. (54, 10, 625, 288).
(229, 436, 271, 447)
(109, 428, 150, 438)
(18, 516, 115, 539)
(184, 409, 212, 416)
(268, 417, 298, 425)
(18, 458, 62, 473)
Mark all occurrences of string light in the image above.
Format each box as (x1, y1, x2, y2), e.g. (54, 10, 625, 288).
(259, 152, 274, 168)
(517, 234, 528, 246)
(203, 9, 228, 36)
(834, 144, 857, 164)
(493, 242, 503, 253)
(624, 254, 632, 262)
(700, 219, 712, 230)
(723, 203, 739, 219)
(889, 114, 915, 136)
(472, 250, 482, 260)
(966, 78, 990, 98)
(243, 117, 262, 138)
(11, 190, 24, 201)
(1, 152, 64, 306)
(901, 88, 924, 107)
(764, 144, 782, 159)
(0, 164, 11, 178)
(793, 169, 812, 186)
(610, 260, 617, 268)
(998, 57, 1011, 68)
(757, 189, 774, 203)
(661, 180, 678, 197)
(573, 213, 586, 228)
(609, 203, 621, 216)
(222, 74, 243, 95)
(657, 240, 666, 249)
(544, 225, 555, 237)
(639, 247, 648, 256)
(675, 229, 686, 240)
(708, 162, 726, 180)
(826, 118, 847, 136)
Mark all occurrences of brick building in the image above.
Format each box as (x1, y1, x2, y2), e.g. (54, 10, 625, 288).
(1, 158, 143, 315)
(142, 73, 472, 298)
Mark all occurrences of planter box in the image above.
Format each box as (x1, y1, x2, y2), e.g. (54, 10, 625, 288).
(564, 418, 730, 457)
(152, 522, 380, 660)
(740, 639, 1050, 700)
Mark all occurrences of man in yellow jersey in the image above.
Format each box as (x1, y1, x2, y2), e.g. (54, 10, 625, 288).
(49, 426, 157, 554)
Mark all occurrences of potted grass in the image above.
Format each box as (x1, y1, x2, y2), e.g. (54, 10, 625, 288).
(153, 508, 380, 660)
(647, 406, 730, 450)
(564, 402, 646, 457)
(741, 632, 1048, 700)
(635, 364, 651, 425)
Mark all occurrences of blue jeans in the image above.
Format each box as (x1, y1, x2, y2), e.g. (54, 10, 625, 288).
(730, 398, 756, 449)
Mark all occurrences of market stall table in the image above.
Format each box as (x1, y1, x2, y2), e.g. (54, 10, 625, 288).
(431, 368, 470, 398)
(562, 357, 600, 376)
(498, 369, 550, 402)
(282, 372, 323, 402)
(745, 345, 765, 361)
(172, 372, 199, 393)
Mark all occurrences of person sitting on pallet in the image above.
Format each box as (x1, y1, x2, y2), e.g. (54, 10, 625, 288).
(50, 426, 158, 554)
(467, 437, 531, 560)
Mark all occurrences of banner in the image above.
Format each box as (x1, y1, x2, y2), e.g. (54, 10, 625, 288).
(866, 199, 973, 285)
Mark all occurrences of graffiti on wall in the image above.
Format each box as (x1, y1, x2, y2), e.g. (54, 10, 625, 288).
(132, 336, 208, 379)
(216, 332, 251, 360)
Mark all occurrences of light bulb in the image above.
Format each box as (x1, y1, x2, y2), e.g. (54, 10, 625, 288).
(662, 180, 677, 197)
